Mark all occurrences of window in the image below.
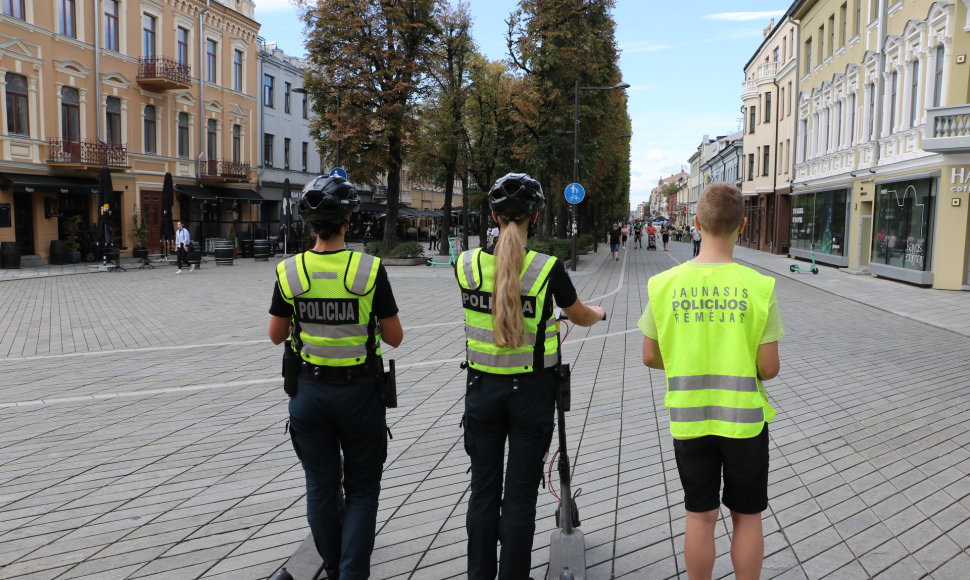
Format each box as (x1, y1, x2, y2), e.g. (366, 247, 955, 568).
(847, 94, 856, 144)
(5, 73, 28, 136)
(143, 13, 156, 59)
(872, 178, 934, 271)
(144, 105, 156, 154)
(747, 153, 754, 181)
(177, 28, 189, 67)
(206, 119, 217, 159)
(791, 190, 849, 256)
(233, 50, 243, 91)
(264, 134, 274, 167)
(104, 0, 119, 51)
(2, 0, 24, 20)
(762, 145, 770, 176)
(61, 87, 80, 142)
(59, 0, 77, 38)
(805, 37, 813, 73)
(232, 124, 241, 163)
(748, 106, 756, 133)
(909, 59, 919, 127)
(933, 45, 944, 107)
(827, 17, 834, 57)
(834, 102, 842, 148)
(177, 112, 189, 158)
(206, 39, 217, 83)
(780, 86, 786, 119)
(302, 142, 308, 172)
(284, 137, 291, 169)
(263, 74, 274, 107)
(819, 25, 826, 61)
(284, 82, 291, 114)
(854, 0, 861, 37)
(839, 3, 847, 47)
(764, 92, 772, 123)
(106, 96, 122, 146)
(302, 93, 308, 119)
(867, 83, 876, 139)
(889, 71, 898, 133)
(773, 47, 780, 63)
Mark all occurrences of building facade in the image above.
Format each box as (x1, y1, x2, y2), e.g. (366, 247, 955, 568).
(0, 0, 260, 261)
(741, 16, 799, 253)
(791, 0, 970, 289)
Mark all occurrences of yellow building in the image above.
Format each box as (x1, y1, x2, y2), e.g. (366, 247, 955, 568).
(0, 0, 260, 264)
(792, 0, 970, 289)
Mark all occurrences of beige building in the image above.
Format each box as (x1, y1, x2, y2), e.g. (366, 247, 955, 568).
(0, 0, 260, 264)
(791, 0, 970, 289)
(741, 16, 799, 253)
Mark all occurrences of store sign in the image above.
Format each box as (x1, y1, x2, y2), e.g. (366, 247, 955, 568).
(951, 167, 970, 192)
(44, 197, 61, 218)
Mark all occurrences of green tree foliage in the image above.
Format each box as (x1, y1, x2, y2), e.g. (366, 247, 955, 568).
(298, 0, 442, 252)
(506, 0, 630, 238)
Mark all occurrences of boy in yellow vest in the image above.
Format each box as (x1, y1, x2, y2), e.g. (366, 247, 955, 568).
(639, 182, 783, 580)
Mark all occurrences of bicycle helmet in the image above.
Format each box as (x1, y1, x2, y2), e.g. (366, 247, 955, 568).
(298, 175, 360, 224)
(488, 173, 545, 221)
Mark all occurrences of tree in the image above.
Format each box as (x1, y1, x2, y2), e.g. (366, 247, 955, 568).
(410, 3, 474, 255)
(298, 0, 442, 252)
(506, 0, 629, 239)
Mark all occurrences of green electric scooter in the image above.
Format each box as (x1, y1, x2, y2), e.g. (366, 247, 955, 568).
(789, 243, 819, 274)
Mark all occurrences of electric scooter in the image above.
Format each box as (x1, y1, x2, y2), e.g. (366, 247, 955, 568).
(789, 243, 819, 274)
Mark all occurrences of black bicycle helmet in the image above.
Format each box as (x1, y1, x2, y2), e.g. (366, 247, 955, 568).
(488, 173, 545, 221)
(298, 175, 360, 224)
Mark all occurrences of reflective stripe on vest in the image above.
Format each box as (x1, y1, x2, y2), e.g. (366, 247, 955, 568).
(301, 341, 369, 360)
(647, 262, 776, 439)
(280, 256, 310, 298)
(350, 253, 378, 295)
(300, 322, 371, 340)
(457, 248, 559, 374)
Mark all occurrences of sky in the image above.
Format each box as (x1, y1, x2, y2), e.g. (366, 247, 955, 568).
(253, 1, 788, 211)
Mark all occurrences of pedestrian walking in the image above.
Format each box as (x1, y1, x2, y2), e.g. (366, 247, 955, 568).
(639, 182, 783, 580)
(267, 175, 404, 580)
(607, 223, 622, 260)
(456, 173, 606, 580)
(691, 223, 702, 256)
(429, 223, 438, 251)
(661, 227, 670, 251)
(174, 221, 193, 273)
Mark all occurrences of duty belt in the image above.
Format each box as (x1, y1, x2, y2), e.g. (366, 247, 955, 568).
(302, 361, 371, 382)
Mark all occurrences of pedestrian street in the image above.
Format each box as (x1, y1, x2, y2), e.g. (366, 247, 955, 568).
(1, 239, 970, 579)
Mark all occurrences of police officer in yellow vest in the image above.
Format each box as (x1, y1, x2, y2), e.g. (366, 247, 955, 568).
(639, 182, 783, 580)
(457, 173, 605, 579)
(268, 175, 403, 580)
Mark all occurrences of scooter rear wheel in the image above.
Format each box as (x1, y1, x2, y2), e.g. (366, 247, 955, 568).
(811, 267, 819, 274)
(789, 265, 797, 272)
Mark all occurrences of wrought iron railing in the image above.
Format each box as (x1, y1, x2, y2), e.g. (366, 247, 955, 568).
(47, 138, 129, 167)
(137, 57, 192, 86)
(203, 159, 252, 180)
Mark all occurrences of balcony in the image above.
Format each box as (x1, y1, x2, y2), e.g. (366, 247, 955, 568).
(47, 138, 129, 171)
(755, 61, 779, 81)
(923, 105, 970, 152)
(137, 57, 192, 91)
(202, 159, 253, 183)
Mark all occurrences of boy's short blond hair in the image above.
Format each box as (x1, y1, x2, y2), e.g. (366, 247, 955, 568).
(696, 182, 744, 236)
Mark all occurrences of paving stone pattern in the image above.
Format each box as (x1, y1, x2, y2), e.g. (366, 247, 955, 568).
(1, 240, 969, 579)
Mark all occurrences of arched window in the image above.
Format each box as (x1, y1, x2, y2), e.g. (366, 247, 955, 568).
(5, 73, 29, 136)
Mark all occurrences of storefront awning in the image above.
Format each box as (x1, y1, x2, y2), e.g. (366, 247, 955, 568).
(359, 201, 385, 213)
(174, 184, 261, 201)
(0, 173, 101, 195)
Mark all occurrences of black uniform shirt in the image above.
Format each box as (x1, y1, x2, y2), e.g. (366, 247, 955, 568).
(269, 249, 399, 319)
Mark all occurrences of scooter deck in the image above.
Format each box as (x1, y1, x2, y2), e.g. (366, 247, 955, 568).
(547, 528, 586, 580)
(271, 533, 326, 580)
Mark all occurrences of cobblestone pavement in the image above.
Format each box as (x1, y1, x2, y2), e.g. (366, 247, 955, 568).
(1, 240, 969, 579)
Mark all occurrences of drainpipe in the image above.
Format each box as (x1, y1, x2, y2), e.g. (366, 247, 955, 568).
(771, 77, 780, 252)
(871, 0, 887, 171)
(197, 0, 211, 182)
(94, 0, 101, 142)
(789, 15, 801, 255)
(257, 38, 265, 193)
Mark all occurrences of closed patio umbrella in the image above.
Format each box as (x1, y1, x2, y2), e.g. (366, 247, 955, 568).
(97, 166, 113, 247)
(160, 172, 175, 253)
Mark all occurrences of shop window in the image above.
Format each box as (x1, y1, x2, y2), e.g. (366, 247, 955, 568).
(790, 189, 849, 255)
(872, 179, 934, 271)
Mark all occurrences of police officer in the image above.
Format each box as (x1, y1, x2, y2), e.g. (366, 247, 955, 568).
(456, 173, 606, 579)
(268, 175, 403, 580)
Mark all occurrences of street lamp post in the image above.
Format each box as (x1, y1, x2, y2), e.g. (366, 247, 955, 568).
(568, 80, 630, 271)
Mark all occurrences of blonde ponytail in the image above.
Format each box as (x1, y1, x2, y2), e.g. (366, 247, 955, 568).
(492, 219, 528, 348)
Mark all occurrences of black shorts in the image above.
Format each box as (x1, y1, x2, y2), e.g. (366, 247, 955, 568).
(673, 423, 769, 514)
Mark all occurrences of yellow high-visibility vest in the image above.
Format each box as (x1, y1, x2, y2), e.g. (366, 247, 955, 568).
(276, 251, 382, 367)
(456, 248, 559, 374)
(647, 262, 776, 439)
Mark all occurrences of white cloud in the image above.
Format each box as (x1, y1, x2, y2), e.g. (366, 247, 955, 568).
(621, 41, 671, 54)
(254, 0, 296, 13)
(705, 11, 785, 22)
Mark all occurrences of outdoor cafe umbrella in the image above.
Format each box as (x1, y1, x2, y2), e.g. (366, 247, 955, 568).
(97, 165, 113, 246)
(160, 172, 175, 246)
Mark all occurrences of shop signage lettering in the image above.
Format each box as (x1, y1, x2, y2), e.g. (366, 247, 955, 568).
(905, 242, 924, 267)
(951, 167, 970, 192)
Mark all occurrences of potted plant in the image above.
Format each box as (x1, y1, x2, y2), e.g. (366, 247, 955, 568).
(62, 215, 83, 263)
(227, 224, 238, 257)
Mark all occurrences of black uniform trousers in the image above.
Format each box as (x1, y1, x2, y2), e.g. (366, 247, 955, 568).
(463, 368, 556, 580)
(288, 366, 387, 580)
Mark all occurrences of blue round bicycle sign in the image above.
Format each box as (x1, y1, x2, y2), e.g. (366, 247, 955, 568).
(564, 183, 585, 204)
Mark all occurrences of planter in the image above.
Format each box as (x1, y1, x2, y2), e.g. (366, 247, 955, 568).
(49, 240, 70, 265)
(214, 246, 234, 266)
(1, 241, 21, 269)
(253, 239, 271, 261)
(383, 257, 427, 266)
